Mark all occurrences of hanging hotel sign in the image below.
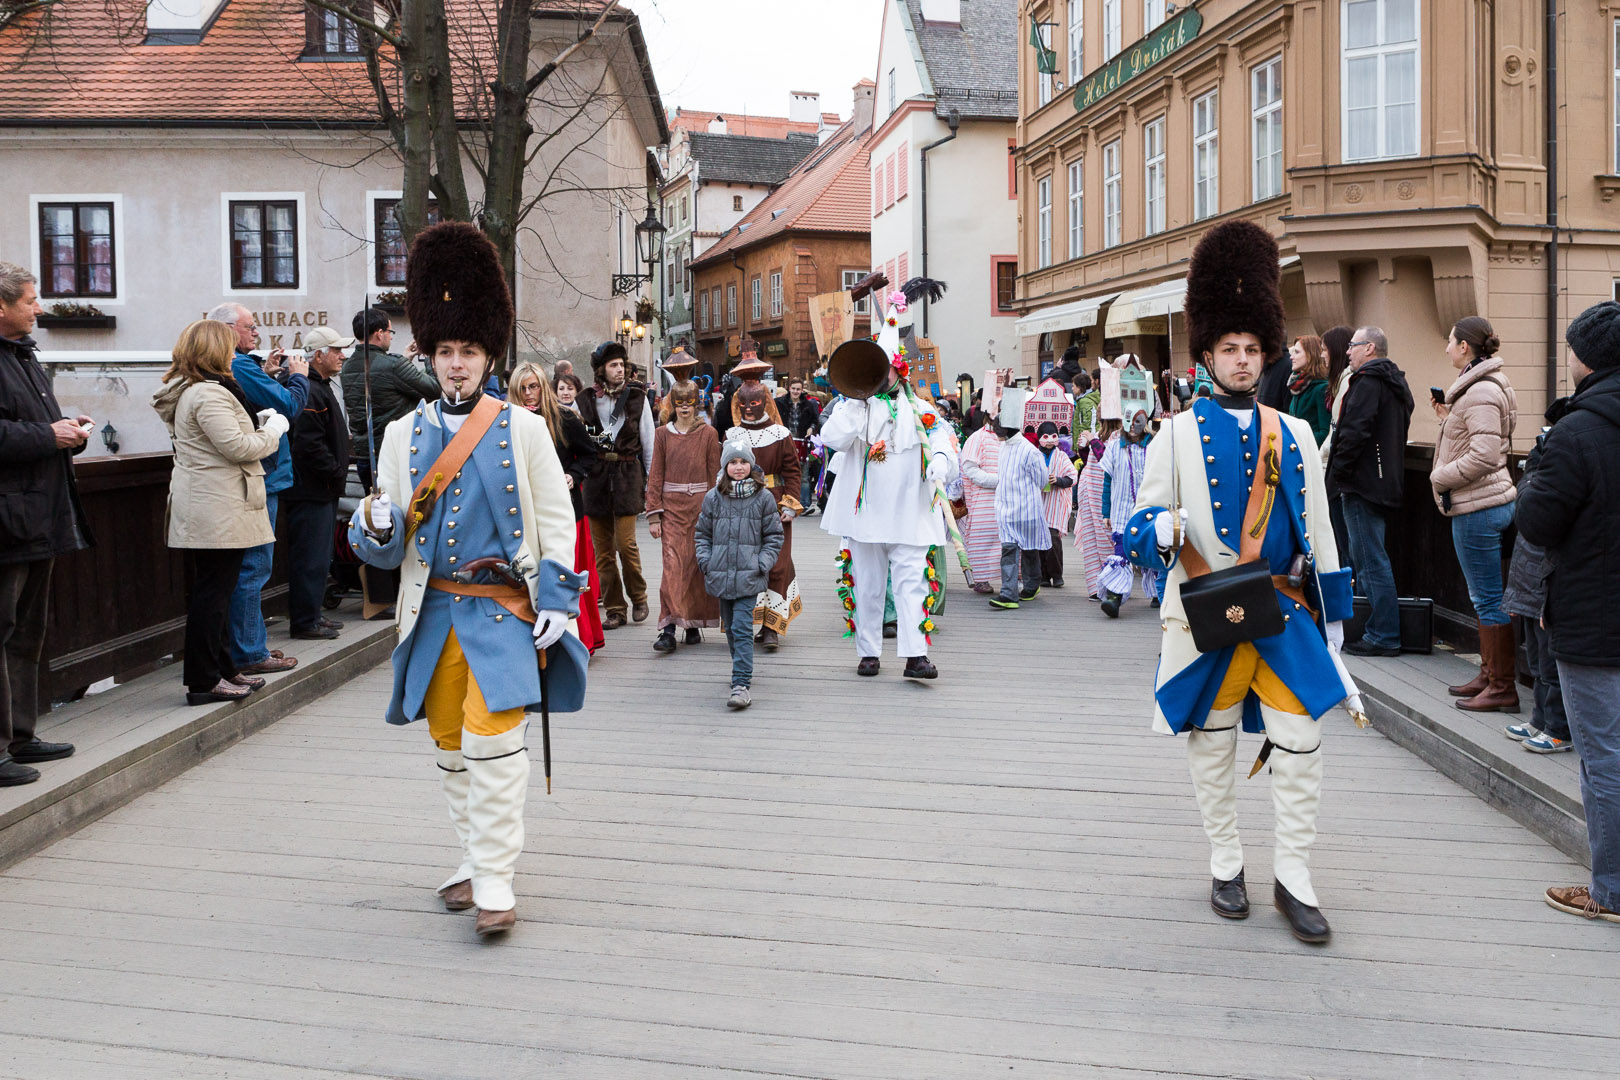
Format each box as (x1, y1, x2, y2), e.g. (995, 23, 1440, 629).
(1073, 10, 1204, 111)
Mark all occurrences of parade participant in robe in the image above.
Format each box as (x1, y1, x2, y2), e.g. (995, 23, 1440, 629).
(1124, 221, 1363, 944)
(348, 223, 588, 938)
(728, 381, 802, 651)
(646, 360, 722, 653)
(957, 421, 1002, 594)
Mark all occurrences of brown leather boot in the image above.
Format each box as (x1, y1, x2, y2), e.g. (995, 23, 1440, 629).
(1448, 624, 1490, 697)
(438, 880, 474, 912)
(475, 907, 516, 936)
(1458, 623, 1520, 714)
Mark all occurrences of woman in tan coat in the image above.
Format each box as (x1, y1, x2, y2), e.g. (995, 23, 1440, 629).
(152, 320, 286, 705)
(1430, 315, 1519, 713)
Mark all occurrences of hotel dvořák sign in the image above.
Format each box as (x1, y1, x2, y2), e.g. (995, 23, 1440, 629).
(1073, 10, 1203, 111)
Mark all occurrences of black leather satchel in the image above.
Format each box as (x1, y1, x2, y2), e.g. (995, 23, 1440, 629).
(1179, 560, 1285, 652)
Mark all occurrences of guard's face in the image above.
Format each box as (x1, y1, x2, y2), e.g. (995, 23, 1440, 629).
(1203, 333, 1264, 394)
(738, 385, 769, 423)
(434, 341, 488, 398)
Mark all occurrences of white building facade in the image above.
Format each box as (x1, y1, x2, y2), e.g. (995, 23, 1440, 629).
(869, 0, 1020, 388)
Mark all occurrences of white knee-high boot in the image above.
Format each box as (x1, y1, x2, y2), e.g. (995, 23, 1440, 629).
(1186, 705, 1244, 881)
(435, 747, 474, 893)
(1260, 705, 1323, 907)
(461, 725, 530, 913)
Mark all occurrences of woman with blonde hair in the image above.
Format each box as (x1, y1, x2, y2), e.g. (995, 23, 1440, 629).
(151, 320, 287, 704)
(510, 361, 604, 653)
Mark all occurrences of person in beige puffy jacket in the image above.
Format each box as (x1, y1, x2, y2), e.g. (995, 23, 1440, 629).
(151, 320, 286, 706)
(1430, 315, 1519, 713)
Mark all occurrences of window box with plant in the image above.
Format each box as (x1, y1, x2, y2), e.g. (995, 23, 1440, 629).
(374, 289, 407, 315)
(35, 302, 116, 330)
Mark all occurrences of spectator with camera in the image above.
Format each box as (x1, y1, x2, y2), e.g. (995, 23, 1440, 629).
(284, 326, 354, 641)
(0, 262, 90, 786)
(1516, 299, 1620, 924)
(342, 307, 440, 489)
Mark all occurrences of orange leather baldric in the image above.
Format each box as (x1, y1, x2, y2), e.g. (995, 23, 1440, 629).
(1177, 405, 1315, 616)
(426, 578, 537, 624)
(403, 395, 503, 542)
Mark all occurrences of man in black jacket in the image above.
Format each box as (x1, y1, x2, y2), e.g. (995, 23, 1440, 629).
(1516, 300, 1620, 924)
(342, 307, 440, 489)
(1326, 326, 1413, 656)
(284, 327, 353, 640)
(0, 263, 89, 786)
(776, 376, 821, 515)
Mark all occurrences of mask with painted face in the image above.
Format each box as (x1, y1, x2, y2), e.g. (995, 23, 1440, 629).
(737, 384, 770, 426)
(1129, 411, 1148, 438)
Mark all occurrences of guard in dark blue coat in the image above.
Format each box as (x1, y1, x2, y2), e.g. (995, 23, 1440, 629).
(349, 224, 587, 937)
(1125, 222, 1363, 943)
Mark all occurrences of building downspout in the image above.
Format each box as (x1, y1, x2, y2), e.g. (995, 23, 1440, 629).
(1545, 0, 1560, 406)
(919, 108, 960, 338)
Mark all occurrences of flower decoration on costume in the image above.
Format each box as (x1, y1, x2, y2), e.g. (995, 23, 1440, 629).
(835, 547, 857, 638)
(918, 549, 943, 643)
(920, 412, 937, 430)
(866, 439, 887, 463)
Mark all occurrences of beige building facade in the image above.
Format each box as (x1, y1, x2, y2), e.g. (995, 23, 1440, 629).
(1014, 0, 1620, 447)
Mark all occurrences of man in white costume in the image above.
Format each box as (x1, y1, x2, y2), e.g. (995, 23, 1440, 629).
(820, 285, 958, 678)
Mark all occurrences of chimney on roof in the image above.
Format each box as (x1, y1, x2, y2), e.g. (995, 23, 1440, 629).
(919, 0, 962, 24)
(708, 114, 728, 135)
(144, 0, 229, 44)
(789, 92, 821, 125)
(851, 80, 876, 134)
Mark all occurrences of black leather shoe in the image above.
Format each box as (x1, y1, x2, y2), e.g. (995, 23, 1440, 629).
(903, 655, 938, 680)
(684, 628, 702, 645)
(1342, 639, 1400, 657)
(0, 755, 40, 787)
(856, 656, 881, 677)
(1100, 591, 1122, 618)
(9, 738, 74, 764)
(1210, 870, 1249, 919)
(290, 625, 340, 640)
(1274, 882, 1332, 943)
(882, 622, 897, 639)
(653, 629, 676, 653)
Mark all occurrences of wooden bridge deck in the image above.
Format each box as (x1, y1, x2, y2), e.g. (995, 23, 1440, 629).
(1, 523, 1615, 1078)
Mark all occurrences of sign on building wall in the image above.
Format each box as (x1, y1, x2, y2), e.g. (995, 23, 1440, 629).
(1072, 10, 1203, 112)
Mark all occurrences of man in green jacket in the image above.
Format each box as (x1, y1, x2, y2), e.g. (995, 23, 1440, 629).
(1071, 371, 1100, 438)
(342, 306, 440, 489)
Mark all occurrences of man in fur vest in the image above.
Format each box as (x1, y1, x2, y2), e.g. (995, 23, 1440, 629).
(1124, 221, 1364, 944)
(580, 341, 656, 629)
(349, 222, 588, 938)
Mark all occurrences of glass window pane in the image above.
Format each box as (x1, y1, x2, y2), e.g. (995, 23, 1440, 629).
(49, 236, 75, 267)
(1348, 108, 1378, 160)
(82, 206, 111, 235)
(1346, 1, 1377, 49)
(238, 257, 263, 286)
(1387, 103, 1417, 156)
(233, 204, 261, 233)
(1385, 51, 1416, 104)
(269, 204, 295, 232)
(1346, 56, 1378, 108)
(89, 265, 113, 295)
(271, 257, 296, 285)
(42, 206, 74, 237)
(1385, 0, 1416, 43)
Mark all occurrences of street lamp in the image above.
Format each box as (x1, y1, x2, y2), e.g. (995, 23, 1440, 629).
(619, 312, 635, 335)
(634, 199, 666, 267)
(633, 323, 647, 340)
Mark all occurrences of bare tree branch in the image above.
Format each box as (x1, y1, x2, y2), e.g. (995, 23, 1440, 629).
(525, 0, 616, 95)
(301, 0, 404, 49)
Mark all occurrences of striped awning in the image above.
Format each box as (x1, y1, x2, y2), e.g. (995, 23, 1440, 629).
(1014, 292, 1120, 338)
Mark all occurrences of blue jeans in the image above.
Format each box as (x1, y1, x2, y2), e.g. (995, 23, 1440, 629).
(1450, 501, 1515, 626)
(720, 595, 755, 688)
(1555, 661, 1620, 910)
(228, 492, 278, 666)
(1340, 493, 1399, 649)
(1523, 619, 1569, 741)
(998, 543, 1040, 602)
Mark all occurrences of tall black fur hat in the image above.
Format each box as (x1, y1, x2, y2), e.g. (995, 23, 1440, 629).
(1183, 220, 1285, 366)
(405, 221, 513, 362)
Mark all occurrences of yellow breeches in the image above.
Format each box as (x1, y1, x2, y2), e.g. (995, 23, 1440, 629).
(1212, 642, 1308, 715)
(424, 629, 526, 751)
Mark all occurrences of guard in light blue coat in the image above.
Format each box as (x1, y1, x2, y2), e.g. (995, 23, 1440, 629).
(1123, 221, 1364, 945)
(348, 222, 586, 938)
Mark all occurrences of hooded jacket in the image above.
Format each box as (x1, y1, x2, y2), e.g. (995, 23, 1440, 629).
(694, 446, 784, 600)
(151, 376, 280, 550)
(1326, 356, 1414, 510)
(1515, 366, 1620, 665)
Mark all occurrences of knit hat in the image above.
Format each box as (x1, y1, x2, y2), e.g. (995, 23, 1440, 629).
(1567, 301, 1620, 370)
(720, 438, 757, 470)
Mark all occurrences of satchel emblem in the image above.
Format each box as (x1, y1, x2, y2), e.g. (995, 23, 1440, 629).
(1225, 605, 1245, 624)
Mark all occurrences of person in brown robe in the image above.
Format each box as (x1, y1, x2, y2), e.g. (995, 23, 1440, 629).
(647, 379, 722, 652)
(729, 382, 802, 651)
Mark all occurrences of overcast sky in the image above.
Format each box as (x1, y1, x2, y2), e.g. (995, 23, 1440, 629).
(627, 0, 885, 121)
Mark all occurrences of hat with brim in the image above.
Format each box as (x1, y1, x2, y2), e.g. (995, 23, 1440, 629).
(731, 357, 772, 381)
(663, 345, 699, 381)
(304, 326, 356, 352)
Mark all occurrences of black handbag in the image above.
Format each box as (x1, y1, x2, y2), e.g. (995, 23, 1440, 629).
(1179, 560, 1286, 652)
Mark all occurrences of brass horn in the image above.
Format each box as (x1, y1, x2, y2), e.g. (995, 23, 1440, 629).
(827, 338, 893, 400)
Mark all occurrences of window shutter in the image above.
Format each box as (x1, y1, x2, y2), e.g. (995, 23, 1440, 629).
(897, 252, 909, 284)
(897, 143, 908, 199)
(873, 167, 882, 215)
(885, 155, 897, 206)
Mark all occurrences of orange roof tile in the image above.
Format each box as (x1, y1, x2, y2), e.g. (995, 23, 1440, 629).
(667, 107, 830, 140)
(0, 0, 622, 125)
(690, 119, 872, 268)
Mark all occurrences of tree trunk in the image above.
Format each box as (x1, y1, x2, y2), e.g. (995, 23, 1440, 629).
(398, 0, 434, 248)
(424, 1, 471, 222)
(481, 0, 536, 371)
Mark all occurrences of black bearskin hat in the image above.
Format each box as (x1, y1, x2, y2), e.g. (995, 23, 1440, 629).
(1183, 220, 1285, 367)
(405, 221, 513, 363)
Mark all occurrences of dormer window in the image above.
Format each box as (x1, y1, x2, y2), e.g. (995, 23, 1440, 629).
(304, 2, 372, 59)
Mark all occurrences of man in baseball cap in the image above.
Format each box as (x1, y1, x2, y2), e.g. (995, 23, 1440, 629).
(283, 325, 355, 641)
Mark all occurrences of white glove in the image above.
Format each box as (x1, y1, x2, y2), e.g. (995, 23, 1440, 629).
(927, 454, 949, 483)
(1154, 507, 1188, 548)
(533, 609, 568, 651)
(259, 411, 290, 441)
(366, 492, 393, 534)
(1326, 620, 1345, 654)
(255, 407, 278, 427)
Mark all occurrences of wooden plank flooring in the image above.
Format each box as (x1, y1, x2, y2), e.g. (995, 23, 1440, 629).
(1, 521, 1615, 1079)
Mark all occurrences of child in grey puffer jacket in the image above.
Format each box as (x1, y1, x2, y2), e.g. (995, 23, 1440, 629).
(695, 440, 784, 709)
